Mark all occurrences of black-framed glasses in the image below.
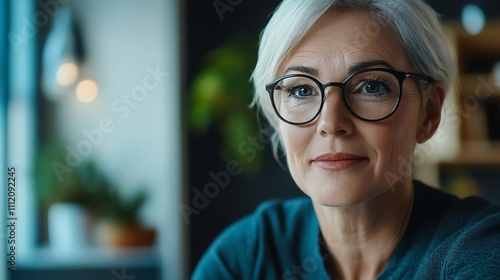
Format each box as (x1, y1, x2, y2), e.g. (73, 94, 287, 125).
(265, 68, 433, 125)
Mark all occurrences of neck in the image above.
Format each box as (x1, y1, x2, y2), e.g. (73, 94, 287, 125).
(314, 180, 414, 280)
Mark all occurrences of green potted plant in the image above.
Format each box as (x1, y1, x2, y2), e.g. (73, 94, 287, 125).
(34, 143, 155, 248)
(93, 183, 156, 248)
(189, 35, 264, 174)
(33, 142, 95, 251)
(67, 161, 156, 248)
(34, 141, 91, 207)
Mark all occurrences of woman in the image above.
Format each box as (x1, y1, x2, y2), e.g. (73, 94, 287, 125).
(193, 0, 500, 279)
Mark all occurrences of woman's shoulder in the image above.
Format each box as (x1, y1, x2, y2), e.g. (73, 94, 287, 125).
(192, 196, 318, 279)
(408, 180, 500, 279)
(412, 180, 500, 241)
(413, 180, 500, 222)
(211, 196, 315, 248)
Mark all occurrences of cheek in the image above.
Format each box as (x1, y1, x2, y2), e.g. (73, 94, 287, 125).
(279, 124, 314, 178)
(371, 99, 421, 178)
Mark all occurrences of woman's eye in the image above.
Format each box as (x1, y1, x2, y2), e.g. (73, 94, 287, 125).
(360, 81, 389, 94)
(365, 83, 381, 93)
(294, 86, 312, 96)
(283, 85, 316, 99)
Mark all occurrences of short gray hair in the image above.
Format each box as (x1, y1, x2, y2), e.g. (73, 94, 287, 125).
(251, 0, 457, 157)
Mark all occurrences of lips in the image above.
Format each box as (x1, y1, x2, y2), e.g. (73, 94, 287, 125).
(312, 153, 367, 171)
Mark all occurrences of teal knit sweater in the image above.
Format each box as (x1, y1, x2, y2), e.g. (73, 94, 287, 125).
(192, 181, 500, 279)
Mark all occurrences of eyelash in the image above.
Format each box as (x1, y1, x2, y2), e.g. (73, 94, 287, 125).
(283, 83, 317, 97)
(354, 78, 392, 96)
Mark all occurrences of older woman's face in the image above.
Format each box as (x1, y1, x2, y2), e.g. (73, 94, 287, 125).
(279, 10, 429, 206)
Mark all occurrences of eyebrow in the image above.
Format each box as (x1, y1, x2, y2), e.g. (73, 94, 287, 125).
(284, 59, 395, 77)
(347, 60, 395, 75)
(284, 65, 319, 76)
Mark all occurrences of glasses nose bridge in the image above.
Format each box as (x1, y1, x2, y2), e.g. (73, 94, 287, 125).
(321, 82, 344, 96)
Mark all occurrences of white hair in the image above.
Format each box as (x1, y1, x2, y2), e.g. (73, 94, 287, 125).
(251, 0, 457, 157)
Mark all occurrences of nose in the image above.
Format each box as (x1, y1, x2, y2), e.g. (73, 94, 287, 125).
(316, 86, 354, 137)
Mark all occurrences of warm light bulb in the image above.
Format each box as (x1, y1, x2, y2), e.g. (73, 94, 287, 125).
(76, 80, 98, 103)
(57, 62, 79, 87)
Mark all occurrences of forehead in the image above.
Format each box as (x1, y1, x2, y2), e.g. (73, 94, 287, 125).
(284, 9, 411, 77)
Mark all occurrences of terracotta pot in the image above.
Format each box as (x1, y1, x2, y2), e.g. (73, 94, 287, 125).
(96, 221, 156, 248)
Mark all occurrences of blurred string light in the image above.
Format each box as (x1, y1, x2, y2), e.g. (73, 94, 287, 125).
(76, 79, 98, 103)
(57, 62, 79, 87)
(42, 7, 89, 102)
(461, 4, 485, 35)
(42, 8, 77, 97)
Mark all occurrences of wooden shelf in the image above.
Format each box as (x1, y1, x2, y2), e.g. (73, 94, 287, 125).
(459, 73, 500, 97)
(17, 246, 160, 270)
(443, 141, 500, 165)
(416, 21, 500, 195)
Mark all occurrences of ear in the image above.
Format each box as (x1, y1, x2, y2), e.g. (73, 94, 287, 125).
(416, 82, 445, 144)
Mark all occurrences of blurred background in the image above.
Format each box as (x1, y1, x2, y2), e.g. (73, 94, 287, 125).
(0, 0, 499, 279)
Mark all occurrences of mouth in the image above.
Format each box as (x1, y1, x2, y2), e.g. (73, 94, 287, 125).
(312, 153, 367, 171)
